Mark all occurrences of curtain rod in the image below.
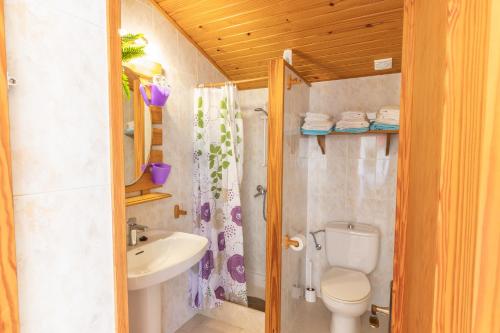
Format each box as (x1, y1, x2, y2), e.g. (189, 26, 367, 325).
(197, 76, 268, 88)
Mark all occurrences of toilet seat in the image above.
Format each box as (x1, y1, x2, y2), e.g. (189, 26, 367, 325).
(321, 267, 371, 303)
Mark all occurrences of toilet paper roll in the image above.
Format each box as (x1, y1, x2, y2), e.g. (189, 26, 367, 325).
(290, 234, 306, 252)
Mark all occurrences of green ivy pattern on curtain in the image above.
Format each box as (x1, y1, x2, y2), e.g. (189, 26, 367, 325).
(191, 84, 246, 309)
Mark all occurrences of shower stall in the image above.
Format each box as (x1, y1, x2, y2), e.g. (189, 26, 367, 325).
(190, 82, 270, 332)
(192, 59, 310, 333)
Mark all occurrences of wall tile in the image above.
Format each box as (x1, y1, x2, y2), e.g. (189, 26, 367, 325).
(307, 74, 401, 306)
(14, 187, 115, 333)
(6, 2, 116, 331)
(6, 3, 111, 195)
(121, 1, 227, 331)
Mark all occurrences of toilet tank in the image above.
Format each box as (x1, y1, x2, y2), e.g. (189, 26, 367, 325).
(325, 222, 380, 274)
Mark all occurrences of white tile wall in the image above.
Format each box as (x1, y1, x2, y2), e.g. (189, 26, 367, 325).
(121, 0, 226, 332)
(281, 68, 310, 333)
(239, 88, 268, 298)
(236, 74, 401, 311)
(5, 0, 115, 332)
(307, 74, 401, 307)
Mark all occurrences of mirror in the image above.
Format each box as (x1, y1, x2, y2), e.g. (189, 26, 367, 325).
(123, 68, 153, 186)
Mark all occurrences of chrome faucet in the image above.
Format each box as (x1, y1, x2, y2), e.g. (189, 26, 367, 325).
(127, 217, 148, 246)
(310, 229, 325, 250)
(254, 185, 267, 222)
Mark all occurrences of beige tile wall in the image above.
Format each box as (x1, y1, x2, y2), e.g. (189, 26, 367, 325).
(121, 0, 226, 331)
(281, 68, 310, 333)
(307, 74, 401, 307)
(236, 73, 401, 312)
(238, 88, 268, 298)
(5, 0, 115, 332)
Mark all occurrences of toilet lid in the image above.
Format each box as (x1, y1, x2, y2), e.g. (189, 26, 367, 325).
(321, 267, 371, 302)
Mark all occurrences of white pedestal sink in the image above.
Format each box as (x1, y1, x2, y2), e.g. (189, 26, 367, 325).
(127, 230, 208, 333)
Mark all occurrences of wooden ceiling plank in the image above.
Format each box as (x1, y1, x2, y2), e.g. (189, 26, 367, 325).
(211, 27, 403, 62)
(156, 0, 203, 14)
(304, 67, 401, 82)
(153, 0, 404, 83)
(296, 57, 402, 75)
(224, 48, 402, 75)
(219, 39, 403, 70)
(199, 9, 402, 51)
(217, 38, 402, 78)
(227, 56, 402, 80)
(168, 0, 278, 19)
(184, 0, 401, 40)
(175, 0, 332, 28)
(203, 15, 402, 58)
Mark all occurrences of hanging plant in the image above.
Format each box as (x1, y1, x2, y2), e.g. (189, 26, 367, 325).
(121, 33, 146, 98)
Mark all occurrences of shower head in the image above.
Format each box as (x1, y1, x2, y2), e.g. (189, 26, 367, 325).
(254, 107, 268, 116)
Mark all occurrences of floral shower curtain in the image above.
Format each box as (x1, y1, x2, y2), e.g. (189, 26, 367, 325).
(190, 84, 247, 309)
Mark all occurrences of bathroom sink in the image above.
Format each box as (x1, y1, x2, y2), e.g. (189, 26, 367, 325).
(127, 230, 208, 290)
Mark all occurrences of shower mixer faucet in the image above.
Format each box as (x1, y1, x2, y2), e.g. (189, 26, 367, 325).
(254, 185, 267, 197)
(310, 229, 325, 250)
(254, 185, 267, 222)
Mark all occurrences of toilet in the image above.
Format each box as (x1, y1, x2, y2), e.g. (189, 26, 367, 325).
(320, 222, 380, 333)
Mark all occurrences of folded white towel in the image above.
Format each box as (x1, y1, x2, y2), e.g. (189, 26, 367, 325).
(304, 120, 334, 127)
(335, 120, 370, 129)
(302, 120, 335, 131)
(341, 111, 367, 120)
(377, 113, 399, 121)
(305, 112, 331, 121)
(302, 125, 334, 131)
(374, 118, 399, 125)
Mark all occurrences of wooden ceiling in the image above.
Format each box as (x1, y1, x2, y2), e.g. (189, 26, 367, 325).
(152, 0, 404, 89)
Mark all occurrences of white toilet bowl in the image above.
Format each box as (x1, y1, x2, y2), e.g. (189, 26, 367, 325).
(321, 267, 371, 333)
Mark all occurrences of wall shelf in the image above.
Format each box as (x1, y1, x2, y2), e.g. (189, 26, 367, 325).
(125, 192, 172, 207)
(304, 130, 399, 156)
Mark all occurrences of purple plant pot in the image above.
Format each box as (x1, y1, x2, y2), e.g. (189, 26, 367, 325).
(139, 84, 170, 107)
(150, 163, 171, 185)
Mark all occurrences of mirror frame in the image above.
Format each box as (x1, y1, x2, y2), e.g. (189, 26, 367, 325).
(123, 67, 152, 186)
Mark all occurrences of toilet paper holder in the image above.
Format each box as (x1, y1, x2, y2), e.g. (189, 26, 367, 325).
(284, 235, 300, 249)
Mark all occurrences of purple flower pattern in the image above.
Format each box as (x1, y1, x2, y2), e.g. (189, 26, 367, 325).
(190, 88, 247, 309)
(201, 250, 214, 279)
(231, 206, 242, 226)
(215, 286, 225, 300)
(201, 202, 211, 222)
(227, 254, 246, 283)
(217, 232, 226, 251)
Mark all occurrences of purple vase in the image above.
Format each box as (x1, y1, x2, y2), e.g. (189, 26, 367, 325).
(150, 163, 171, 185)
(139, 84, 170, 107)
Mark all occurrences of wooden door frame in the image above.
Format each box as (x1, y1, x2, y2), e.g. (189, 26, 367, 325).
(106, 0, 129, 332)
(0, 1, 20, 332)
(392, 0, 500, 332)
(265, 58, 286, 333)
(265, 59, 311, 333)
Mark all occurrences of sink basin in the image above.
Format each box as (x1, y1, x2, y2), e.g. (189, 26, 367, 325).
(127, 230, 208, 290)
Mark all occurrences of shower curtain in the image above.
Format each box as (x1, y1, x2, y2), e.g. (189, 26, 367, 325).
(190, 83, 247, 309)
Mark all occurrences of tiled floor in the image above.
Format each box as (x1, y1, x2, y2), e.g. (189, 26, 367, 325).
(177, 300, 389, 333)
(176, 314, 256, 333)
(289, 299, 389, 333)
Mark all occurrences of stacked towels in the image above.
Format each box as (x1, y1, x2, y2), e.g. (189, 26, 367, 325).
(334, 111, 370, 133)
(370, 106, 400, 130)
(301, 112, 335, 135)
